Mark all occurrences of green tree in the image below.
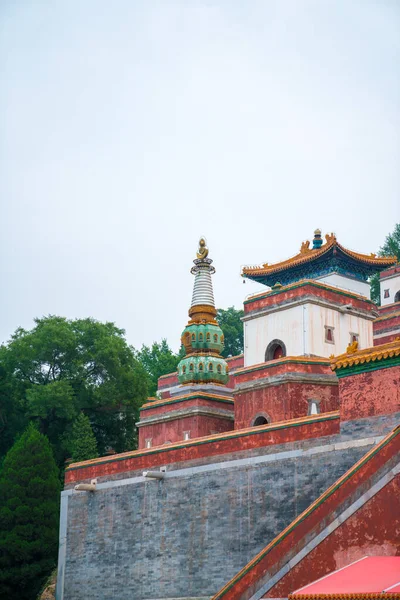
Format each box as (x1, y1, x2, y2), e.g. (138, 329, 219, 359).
(370, 224, 400, 304)
(217, 306, 244, 358)
(68, 412, 98, 462)
(0, 358, 26, 461)
(136, 339, 183, 397)
(0, 316, 148, 463)
(0, 423, 60, 600)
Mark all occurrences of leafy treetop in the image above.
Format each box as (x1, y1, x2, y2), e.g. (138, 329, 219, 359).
(0, 316, 148, 464)
(216, 306, 244, 358)
(136, 339, 184, 397)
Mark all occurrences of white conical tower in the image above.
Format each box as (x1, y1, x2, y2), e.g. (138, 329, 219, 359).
(190, 238, 216, 308)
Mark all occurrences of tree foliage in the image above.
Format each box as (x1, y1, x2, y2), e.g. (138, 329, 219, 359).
(0, 423, 60, 600)
(136, 339, 183, 397)
(0, 316, 148, 463)
(217, 306, 244, 358)
(370, 224, 400, 305)
(68, 412, 98, 463)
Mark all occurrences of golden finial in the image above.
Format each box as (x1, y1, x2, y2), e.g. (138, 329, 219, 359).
(196, 238, 209, 260)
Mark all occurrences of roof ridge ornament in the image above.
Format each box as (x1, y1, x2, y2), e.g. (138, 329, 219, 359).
(325, 232, 336, 245)
(300, 240, 311, 254)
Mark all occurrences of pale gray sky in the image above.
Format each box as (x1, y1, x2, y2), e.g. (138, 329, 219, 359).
(1, 0, 399, 352)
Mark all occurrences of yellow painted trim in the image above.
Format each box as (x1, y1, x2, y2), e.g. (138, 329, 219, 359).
(331, 339, 400, 370)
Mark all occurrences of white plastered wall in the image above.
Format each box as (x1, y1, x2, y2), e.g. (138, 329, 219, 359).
(380, 273, 400, 306)
(306, 303, 373, 357)
(244, 302, 374, 367)
(244, 305, 306, 367)
(314, 273, 370, 298)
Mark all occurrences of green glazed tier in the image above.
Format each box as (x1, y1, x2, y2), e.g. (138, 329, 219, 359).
(181, 322, 225, 354)
(178, 354, 229, 385)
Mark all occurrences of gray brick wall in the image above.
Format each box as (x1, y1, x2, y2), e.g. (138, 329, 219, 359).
(59, 413, 399, 600)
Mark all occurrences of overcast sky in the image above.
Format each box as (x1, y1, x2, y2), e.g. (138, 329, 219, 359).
(1, 0, 399, 352)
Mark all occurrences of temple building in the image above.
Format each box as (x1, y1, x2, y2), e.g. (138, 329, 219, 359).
(57, 231, 399, 600)
(241, 229, 393, 365)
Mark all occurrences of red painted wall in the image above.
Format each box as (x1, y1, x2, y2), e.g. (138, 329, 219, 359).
(339, 365, 400, 421)
(269, 475, 400, 597)
(140, 396, 233, 419)
(157, 372, 179, 399)
(65, 413, 339, 485)
(374, 332, 400, 345)
(234, 359, 332, 385)
(235, 381, 339, 429)
(138, 395, 234, 448)
(380, 265, 400, 280)
(139, 414, 234, 448)
(244, 282, 375, 316)
(377, 302, 400, 316)
(373, 312, 400, 346)
(233, 360, 338, 429)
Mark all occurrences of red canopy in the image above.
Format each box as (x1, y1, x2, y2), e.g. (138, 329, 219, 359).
(291, 556, 400, 595)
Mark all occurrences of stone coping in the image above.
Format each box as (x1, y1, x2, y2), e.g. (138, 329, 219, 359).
(140, 391, 234, 411)
(234, 356, 331, 377)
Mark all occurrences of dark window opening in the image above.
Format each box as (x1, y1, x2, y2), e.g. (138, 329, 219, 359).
(265, 339, 287, 362)
(253, 416, 269, 426)
(395, 290, 400, 303)
(325, 326, 335, 343)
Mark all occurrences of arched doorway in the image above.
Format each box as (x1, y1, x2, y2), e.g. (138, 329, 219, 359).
(265, 339, 287, 362)
(253, 416, 268, 426)
(395, 290, 400, 303)
(252, 413, 270, 427)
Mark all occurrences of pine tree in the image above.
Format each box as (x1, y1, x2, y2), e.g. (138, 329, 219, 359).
(69, 412, 99, 462)
(0, 423, 60, 600)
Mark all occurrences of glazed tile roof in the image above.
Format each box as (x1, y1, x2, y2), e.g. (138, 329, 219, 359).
(331, 338, 400, 371)
(242, 233, 397, 279)
(290, 556, 400, 596)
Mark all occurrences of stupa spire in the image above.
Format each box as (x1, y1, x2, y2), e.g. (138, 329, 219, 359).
(178, 238, 228, 386)
(190, 238, 216, 309)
